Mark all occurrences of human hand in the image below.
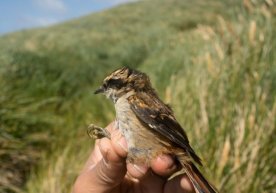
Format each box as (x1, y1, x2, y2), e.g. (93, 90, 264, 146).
(72, 122, 195, 193)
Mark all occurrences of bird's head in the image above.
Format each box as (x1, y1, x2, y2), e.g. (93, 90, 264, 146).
(94, 67, 152, 102)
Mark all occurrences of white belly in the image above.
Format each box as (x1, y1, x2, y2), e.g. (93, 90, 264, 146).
(114, 92, 170, 165)
(114, 94, 138, 148)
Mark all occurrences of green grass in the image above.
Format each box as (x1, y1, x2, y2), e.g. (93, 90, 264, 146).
(0, 0, 275, 192)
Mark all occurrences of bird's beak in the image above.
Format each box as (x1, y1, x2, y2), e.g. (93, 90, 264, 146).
(94, 86, 104, 94)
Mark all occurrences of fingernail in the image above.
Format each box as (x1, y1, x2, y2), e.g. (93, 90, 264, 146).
(112, 129, 128, 153)
(113, 120, 119, 129)
(88, 164, 96, 171)
(117, 137, 128, 153)
(133, 164, 147, 175)
(158, 154, 174, 168)
(112, 128, 121, 138)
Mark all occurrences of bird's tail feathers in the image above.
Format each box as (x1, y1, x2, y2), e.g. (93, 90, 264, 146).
(178, 155, 217, 193)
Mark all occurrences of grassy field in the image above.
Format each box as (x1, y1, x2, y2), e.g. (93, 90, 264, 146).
(0, 0, 275, 192)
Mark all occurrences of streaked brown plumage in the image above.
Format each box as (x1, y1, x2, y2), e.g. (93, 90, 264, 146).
(93, 67, 217, 193)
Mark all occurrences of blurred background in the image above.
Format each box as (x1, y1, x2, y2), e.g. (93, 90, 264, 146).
(0, 0, 275, 192)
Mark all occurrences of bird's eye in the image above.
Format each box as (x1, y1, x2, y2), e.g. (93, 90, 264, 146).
(103, 82, 107, 88)
(108, 78, 125, 89)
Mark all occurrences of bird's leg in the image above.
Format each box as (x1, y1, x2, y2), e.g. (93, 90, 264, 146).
(87, 124, 111, 139)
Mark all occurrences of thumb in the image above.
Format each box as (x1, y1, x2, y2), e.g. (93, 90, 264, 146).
(94, 137, 127, 188)
(73, 137, 127, 193)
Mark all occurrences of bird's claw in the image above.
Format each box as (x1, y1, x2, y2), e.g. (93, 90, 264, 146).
(87, 124, 111, 139)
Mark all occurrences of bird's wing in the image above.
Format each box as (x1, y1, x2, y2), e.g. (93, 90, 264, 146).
(127, 92, 202, 165)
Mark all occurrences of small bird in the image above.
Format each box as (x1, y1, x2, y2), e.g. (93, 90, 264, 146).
(90, 67, 217, 193)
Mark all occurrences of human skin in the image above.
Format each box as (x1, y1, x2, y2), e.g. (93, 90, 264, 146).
(72, 122, 195, 193)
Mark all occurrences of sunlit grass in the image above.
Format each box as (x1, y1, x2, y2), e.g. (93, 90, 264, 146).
(0, 0, 275, 193)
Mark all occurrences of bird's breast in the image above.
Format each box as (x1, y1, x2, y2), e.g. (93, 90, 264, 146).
(115, 96, 140, 148)
(114, 94, 173, 165)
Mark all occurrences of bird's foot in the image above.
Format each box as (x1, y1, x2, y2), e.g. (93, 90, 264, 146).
(87, 124, 111, 139)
